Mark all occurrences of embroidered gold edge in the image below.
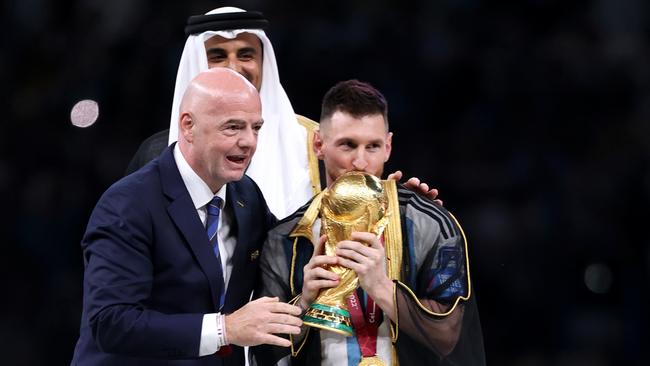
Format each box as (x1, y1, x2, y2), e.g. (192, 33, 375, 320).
(289, 191, 325, 297)
(287, 294, 311, 356)
(295, 114, 322, 196)
(394, 211, 472, 317)
(390, 278, 400, 345)
(382, 179, 403, 281)
(290, 237, 298, 297)
(383, 179, 402, 363)
(289, 191, 325, 240)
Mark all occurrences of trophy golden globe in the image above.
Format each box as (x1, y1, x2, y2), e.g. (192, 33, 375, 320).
(301, 171, 390, 336)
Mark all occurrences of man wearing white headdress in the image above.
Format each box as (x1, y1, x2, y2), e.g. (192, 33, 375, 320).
(126, 6, 321, 219)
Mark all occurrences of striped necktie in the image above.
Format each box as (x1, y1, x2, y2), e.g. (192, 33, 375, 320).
(206, 196, 225, 310)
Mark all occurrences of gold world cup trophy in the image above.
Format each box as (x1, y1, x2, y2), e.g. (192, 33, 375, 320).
(301, 171, 391, 336)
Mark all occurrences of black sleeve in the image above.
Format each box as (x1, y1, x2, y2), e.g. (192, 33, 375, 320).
(125, 129, 170, 175)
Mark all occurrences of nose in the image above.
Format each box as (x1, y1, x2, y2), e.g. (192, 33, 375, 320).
(225, 57, 243, 74)
(352, 151, 368, 171)
(238, 126, 257, 149)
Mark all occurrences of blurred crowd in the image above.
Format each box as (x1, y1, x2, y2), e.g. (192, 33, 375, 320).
(2, 0, 648, 364)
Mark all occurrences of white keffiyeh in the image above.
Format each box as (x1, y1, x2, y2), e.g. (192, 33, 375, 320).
(168, 7, 312, 219)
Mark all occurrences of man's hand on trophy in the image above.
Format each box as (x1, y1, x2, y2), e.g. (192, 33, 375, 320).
(335, 232, 395, 316)
(300, 235, 340, 310)
(388, 170, 443, 206)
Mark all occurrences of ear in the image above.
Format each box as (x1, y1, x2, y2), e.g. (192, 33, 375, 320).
(179, 112, 194, 142)
(313, 129, 325, 160)
(384, 132, 393, 162)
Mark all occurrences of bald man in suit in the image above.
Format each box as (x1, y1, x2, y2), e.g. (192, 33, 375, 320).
(72, 68, 302, 365)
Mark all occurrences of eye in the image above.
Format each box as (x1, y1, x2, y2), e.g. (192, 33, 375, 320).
(238, 49, 256, 61)
(222, 123, 242, 135)
(207, 50, 227, 63)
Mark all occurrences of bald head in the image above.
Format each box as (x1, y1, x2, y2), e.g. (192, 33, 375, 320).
(180, 67, 260, 118)
(178, 67, 263, 192)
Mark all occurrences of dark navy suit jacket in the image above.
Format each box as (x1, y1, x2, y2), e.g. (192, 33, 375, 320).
(71, 145, 275, 365)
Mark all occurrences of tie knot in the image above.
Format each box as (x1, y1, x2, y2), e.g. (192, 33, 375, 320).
(207, 196, 223, 216)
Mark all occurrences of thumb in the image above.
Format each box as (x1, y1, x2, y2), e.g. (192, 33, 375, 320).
(387, 170, 403, 181)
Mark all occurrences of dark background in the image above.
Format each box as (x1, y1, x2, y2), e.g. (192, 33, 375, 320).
(2, 0, 649, 365)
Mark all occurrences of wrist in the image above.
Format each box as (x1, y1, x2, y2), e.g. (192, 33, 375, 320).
(216, 313, 228, 347)
(369, 277, 395, 304)
(215, 313, 233, 357)
(298, 296, 310, 313)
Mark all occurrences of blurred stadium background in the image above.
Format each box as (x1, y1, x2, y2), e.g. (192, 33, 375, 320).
(2, 0, 648, 364)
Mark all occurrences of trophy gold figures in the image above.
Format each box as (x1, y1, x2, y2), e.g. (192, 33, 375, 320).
(301, 171, 391, 336)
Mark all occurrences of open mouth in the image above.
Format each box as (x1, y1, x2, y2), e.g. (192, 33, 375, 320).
(227, 155, 247, 164)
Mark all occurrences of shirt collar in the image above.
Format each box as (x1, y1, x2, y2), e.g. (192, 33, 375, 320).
(174, 144, 227, 210)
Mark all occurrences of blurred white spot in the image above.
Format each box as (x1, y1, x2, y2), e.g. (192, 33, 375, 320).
(70, 99, 99, 128)
(584, 263, 613, 294)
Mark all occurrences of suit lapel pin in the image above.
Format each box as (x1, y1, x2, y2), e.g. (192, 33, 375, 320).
(250, 250, 260, 261)
(236, 200, 245, 207)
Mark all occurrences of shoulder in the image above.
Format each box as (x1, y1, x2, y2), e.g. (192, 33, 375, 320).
(138, 130, 169, 160)
(266, 199, 312, 239)
(397, 185, 461, 240)
(295, 114, 319, 132)
(126, 129, 170, 174)
(139, 129, 169, 150)
(229, 175, 277, 227)
(230, 174, 265, 203)
(85, 165, 163, 244)
(277, 198, 312, 226)
(99, 160, 163, 214)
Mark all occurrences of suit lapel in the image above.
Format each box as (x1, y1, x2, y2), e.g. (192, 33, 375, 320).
(224, 182, 252, 311)
(159, 146, 223, 311)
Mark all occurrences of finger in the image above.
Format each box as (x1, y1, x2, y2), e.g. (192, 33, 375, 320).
(253, 296, 279, 304)
(428, 188, 439, 199)
(267, 313, 303, 327)
(308, 255, 339, 268)
(350, 232, 383, 249)
(434, 199, 443, 207)
(406, 177, 420, 186)
(338, 240, 378, 257)
(336, 239, 369, 254)
(419, 182, 429, 193)
(336, 247, 373, 265)
(387, 170, 402, 181)
(310, 266, 340, 281)
(269, 302, 303, 316)
(337, 256, 363, 273)
(305, 279, 339, 292)
(259, 334, 293, 348)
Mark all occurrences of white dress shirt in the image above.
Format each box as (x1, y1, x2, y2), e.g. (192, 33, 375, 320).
(173, 145, 236, 356)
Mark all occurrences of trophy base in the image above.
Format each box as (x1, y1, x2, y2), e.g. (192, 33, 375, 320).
(302, 303, 353, 336)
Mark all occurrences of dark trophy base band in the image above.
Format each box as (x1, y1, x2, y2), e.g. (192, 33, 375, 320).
(302, 303, 353, 336)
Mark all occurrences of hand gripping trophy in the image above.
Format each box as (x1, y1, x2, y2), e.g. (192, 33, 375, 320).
(301, 171, 395, 336)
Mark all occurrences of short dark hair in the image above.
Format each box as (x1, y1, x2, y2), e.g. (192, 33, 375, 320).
(320, 79, 388, 130)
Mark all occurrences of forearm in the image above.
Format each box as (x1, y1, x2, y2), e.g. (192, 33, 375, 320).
(91, 305, 203, 359)
(394, 282, 464, 357)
